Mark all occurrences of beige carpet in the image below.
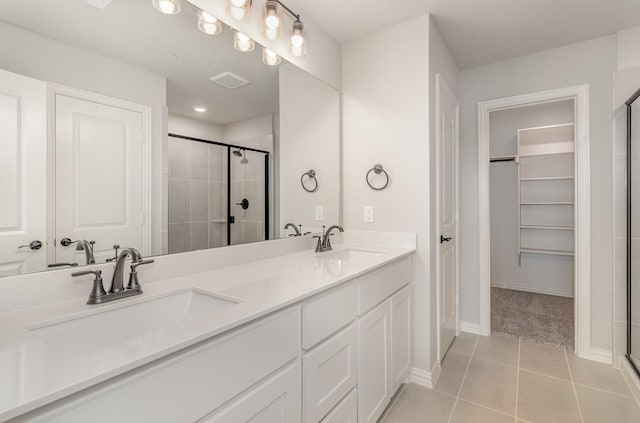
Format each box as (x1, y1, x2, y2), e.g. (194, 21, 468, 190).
(491, 287, 574, 348)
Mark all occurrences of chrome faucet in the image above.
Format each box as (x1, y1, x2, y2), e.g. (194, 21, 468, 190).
(284, 222, 302, 236)
(313, 225, 344, 253)
(76, 240, 96, 265)
(72, 247, 153, 305)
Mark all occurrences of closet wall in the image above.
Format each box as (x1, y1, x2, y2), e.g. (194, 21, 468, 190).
(490, 100, 575, 296)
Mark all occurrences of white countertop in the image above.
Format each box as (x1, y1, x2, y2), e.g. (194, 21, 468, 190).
(0, 241, 414, 421)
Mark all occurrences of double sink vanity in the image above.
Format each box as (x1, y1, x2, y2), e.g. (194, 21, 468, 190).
(0, 231, 415, 422)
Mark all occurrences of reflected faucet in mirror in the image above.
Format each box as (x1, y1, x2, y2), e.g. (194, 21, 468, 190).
(60, 238, 96, 265)
(284, 223, 301, 236)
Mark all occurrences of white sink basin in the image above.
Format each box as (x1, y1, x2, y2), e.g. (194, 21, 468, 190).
(28, 289, 240, 347)
(322, 248, 384, 264)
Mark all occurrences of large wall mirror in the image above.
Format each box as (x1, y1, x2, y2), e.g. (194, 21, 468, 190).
(0, 0, 340, 277)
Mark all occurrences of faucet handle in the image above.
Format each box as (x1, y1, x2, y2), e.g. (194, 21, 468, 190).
(72, 269, 106, 304)
(127, 259, 154, 290)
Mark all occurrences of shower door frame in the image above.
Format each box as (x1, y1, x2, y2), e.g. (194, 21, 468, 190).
(626, 88, 640, 377)
(168, 133, 270, 246)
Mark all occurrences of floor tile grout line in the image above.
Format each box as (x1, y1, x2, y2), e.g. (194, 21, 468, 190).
(518, 367, 574, 384)
(572, 381, 637, 399)
(515, 338, 521, 423)
(457, 398, 517, 419)
(564, 348, 585, 423)
(447, 335, 479, 423)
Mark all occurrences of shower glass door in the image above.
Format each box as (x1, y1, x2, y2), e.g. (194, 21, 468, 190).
(627, 88, 640, 375)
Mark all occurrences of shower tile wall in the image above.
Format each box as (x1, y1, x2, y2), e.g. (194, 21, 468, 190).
(168, 137, 227, 254)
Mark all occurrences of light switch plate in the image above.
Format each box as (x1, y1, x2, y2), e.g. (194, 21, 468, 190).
(364, 206, 374, 223)
(315, 205, 324, 221)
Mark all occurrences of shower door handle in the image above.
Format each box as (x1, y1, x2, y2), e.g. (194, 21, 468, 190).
(440, 235, 452, 243)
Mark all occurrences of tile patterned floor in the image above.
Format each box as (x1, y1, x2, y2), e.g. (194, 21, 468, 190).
(381, 333, 640, 423)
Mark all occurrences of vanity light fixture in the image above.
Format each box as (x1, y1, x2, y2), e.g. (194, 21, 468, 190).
(226, 0, 251, 21)
(262, 48, 281, 66)
(234, 31, 255, 52)
(194, 107, 207, 113)
(290, 19, 307, 57)
(152, 0, 181, 15)
(263, 0, 282, 40)
(197, 10, 223, 35)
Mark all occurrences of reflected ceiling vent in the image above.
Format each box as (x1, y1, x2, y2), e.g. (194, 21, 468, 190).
(209, 72, 251, 89)
(81, 0, 113, 9)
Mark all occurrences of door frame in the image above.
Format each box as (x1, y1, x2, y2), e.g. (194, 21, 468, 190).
(435, 74, 460, 360)
(477, 84, 591, 358)
(46, 83, 153, 262)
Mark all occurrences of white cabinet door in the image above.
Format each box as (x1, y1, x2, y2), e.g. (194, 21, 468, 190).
(390, 285, 412, 394)
(55, 94, 145, 265)
(0, 69, 47, 276)
(320, 389, 357, 423)
(303, 324, 357, 422)
(357, 300, 391, 423)
(200, 361, 301, 423)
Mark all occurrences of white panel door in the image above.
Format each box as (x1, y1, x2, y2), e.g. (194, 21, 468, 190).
(357, 300, 391, 423)
(55, 94, 144, 265)
(0, 69, 46, 276)
(437, 74, 459, 360)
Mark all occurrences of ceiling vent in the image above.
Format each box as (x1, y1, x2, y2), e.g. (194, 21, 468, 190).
(81, 0, 113, 9)
(209, 72, 251, 89)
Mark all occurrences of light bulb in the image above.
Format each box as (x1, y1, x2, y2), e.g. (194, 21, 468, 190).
(262, 48, 281, 66)
(229, 6, 246, 19)
(234, 31, 255, 52)
(265, 14, 280, 29)
(152, 0, 181, 15)
(198, 10, 222, 35)
(227, 0, 250, 20)
(290, 21, 306, 56)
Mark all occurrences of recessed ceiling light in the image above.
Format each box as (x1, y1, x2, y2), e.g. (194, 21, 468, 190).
(194, 107, 207, 113)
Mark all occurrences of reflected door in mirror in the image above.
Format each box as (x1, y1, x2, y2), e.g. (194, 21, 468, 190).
(0, 69, 47, 277)
(54, 95, 145, 266)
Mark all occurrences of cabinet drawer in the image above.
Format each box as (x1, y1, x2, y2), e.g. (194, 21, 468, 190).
(320, 388, 357, 423)
(357, 257, 410, 315)
(198, 361, 301, 423)
(302, 282, 357, 350)
(303, 323, 357, 422)
(15, 307, 301, 423)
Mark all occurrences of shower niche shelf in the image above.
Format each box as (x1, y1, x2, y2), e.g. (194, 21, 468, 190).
(517, 123, 576, 257)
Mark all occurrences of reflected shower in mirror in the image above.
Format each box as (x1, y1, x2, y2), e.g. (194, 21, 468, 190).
(0, 0, 340, 277)
(627, 87, 640, 375)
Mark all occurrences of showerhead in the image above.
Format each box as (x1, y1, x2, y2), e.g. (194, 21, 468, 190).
(232, 149, 243, 157)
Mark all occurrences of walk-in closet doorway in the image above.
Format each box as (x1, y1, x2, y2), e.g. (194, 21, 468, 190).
(477, 85, 592, 358)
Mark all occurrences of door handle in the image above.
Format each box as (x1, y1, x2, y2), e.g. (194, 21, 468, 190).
(440, 235, 452, 243)
(19, 240, 43, 250)
(235, 199, 249, 210)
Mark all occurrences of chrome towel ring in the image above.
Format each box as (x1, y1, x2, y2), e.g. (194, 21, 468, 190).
(301, 169, 318, 192)
(366, 164, 389, 190)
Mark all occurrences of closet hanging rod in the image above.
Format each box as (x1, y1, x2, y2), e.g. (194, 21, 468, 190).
(489, 155, 518, 163)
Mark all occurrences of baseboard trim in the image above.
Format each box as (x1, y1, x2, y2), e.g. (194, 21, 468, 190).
(588, 348, 613, 364)
(491, 281, 573, 298)
(460, 320, 482, 335)
(410, 361, 441, 389)
(620, 356, 640, 406)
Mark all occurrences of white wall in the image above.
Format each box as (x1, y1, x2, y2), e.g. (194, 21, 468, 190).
(617, 26, 640, 71)
(459, 35, 616, 352)
(342, 15, 433, 373)
(279, 63, 340, 234)
(224, 114, 273, 147)
(0, 22, 168, 256)
(489, 101, 575, 297)
(169, 114, 224, 141)
(429, 19, 459, 366)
